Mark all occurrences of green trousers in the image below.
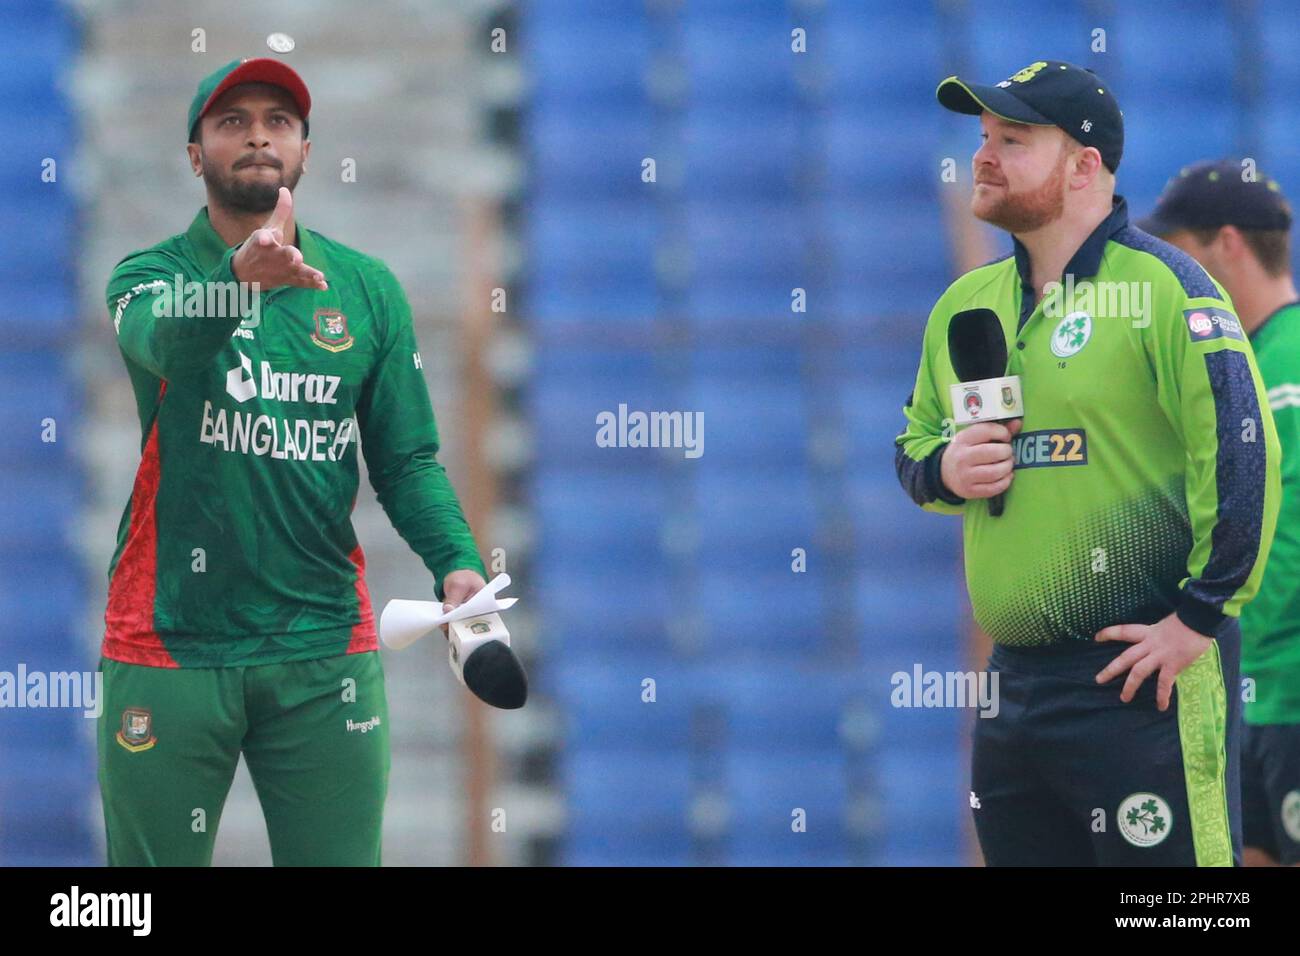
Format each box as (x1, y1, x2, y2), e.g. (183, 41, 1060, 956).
(97, 651, 390, 866)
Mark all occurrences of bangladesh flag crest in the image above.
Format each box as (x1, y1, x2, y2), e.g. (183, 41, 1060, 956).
(116, 707, 156, 753)
(312, 309, 354, 352)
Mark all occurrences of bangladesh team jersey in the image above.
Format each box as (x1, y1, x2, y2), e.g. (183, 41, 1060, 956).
(895, 196, 1280, 648)
(103, 206, 486, 668)
(1240, 301, 1300, 723)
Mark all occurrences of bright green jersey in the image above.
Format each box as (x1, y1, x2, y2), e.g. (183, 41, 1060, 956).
(103, 206, 485, 668)
(1240, 300, 1300, 723)
(896, 196, 1281, 648)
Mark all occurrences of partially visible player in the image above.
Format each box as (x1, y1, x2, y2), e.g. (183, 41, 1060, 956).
(1140, 161, 1300, 866)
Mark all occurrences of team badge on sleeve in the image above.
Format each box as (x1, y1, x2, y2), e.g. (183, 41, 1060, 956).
(116, 707, 157, 753)
(1184, 306, 1244, 342)
(311, 308, 354, 352)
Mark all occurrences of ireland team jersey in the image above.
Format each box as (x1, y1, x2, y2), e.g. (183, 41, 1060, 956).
(1240, 301, 1300, 723)
(896, 196, 1280, 647)
(103, 206, 486, 668)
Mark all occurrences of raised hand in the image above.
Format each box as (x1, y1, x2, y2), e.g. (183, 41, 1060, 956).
(230, 187, 328, 291)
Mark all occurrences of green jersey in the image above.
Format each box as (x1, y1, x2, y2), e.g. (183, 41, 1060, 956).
(1240, 300, 1300, 723)
(895, 196, 1281, 647)
(103, 206, 486, 668)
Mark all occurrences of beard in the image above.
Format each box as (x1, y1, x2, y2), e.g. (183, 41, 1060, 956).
(971, 150, 1068, 233)
(202, 154, 304, 214)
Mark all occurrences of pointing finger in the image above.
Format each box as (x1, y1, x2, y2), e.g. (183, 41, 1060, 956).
(264, 186, 293, 232)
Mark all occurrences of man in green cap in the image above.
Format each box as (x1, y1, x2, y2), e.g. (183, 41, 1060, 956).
(98, 57, 489, 865)
(1140, 160, 1300, 866)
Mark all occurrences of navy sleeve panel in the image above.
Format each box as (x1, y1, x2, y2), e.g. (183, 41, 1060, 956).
(1176, 349, 1270, 635)
(1114, 227, 1223, 300)
(895, 391, 964, 507)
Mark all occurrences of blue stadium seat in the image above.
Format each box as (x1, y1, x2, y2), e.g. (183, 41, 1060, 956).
(839, 380, 926, 461)
(0, 194, 75, 284)
(527, 110, 659, 199)
(0, 467, 85, 552)
(693, 468, 818, 560)
(874, 746, 964, 860)
(682, 11, 799, 106)
(560, 749, 694, 853)
(525, 20, 653, 109)
(710, 664, 866, 752)
(527, 366, 683, 465)
(966, 3, 1093, 76)
(526, 275, 663, 329)
(682, 106, 805, 199)
(823, 3, 943, 109)
(0, 557, 86, 646)
(852, 562, 966, 667)
(820, 197, 953, 322)
(1118, 101, 1237, 197)
(550, 658, 696, 749)
(528, 200, 659, 285)
(824, 106, 945, 196)
(725, 751, 849, 853)
(0, 745, 97, 865)
(684, 342, 805, 378)
(0, 351, 81, 464)
(1256, 107, 1300, 197)
(0, 0, 91, 869)
(691, 568, 831, 658)
(534, 564, 677, 656)
(532, 467, 669, 557)
(844, 473, 962, 562)
(1258, 0, 1300, 87)
(1109, 1, 1231, 99)
(675, 378, 807, 466)
(0, 282, 77, 345)
(684, 200, 809, 280)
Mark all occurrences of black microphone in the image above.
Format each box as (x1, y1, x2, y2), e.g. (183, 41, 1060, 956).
(947, 308, 1019, 517)
(461, 640, 528, 710)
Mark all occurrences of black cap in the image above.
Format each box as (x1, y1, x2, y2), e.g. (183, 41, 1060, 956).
(1137, 159, 1293, 236)
(937, 60, 1123, 173)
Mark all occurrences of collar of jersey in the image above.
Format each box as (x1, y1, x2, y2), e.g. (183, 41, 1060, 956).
(1249, 298, 1300, 343)
(186, 205, 324, 288)
(1011, 193, 1130, 288)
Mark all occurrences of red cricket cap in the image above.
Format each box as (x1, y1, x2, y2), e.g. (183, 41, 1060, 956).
(188, 57, 311, 142)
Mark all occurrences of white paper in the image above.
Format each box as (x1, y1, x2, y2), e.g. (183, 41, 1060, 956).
(380, 573, 518, 650)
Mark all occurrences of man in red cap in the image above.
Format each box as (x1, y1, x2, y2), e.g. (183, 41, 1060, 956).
(97, 58, 489, 865)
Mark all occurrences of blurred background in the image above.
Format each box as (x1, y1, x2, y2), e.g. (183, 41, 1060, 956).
(2, 0, 1298, 866)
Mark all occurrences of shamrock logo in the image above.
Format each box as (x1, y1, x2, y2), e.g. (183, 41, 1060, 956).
(1125, 798, 1167, 836)
(1118, 792, 1172, 847)
(1051, 311, 1093, 358)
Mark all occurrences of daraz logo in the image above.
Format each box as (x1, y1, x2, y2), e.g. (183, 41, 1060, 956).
(1184, 307, 1244, 342)
(224, 352, 341, 405)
